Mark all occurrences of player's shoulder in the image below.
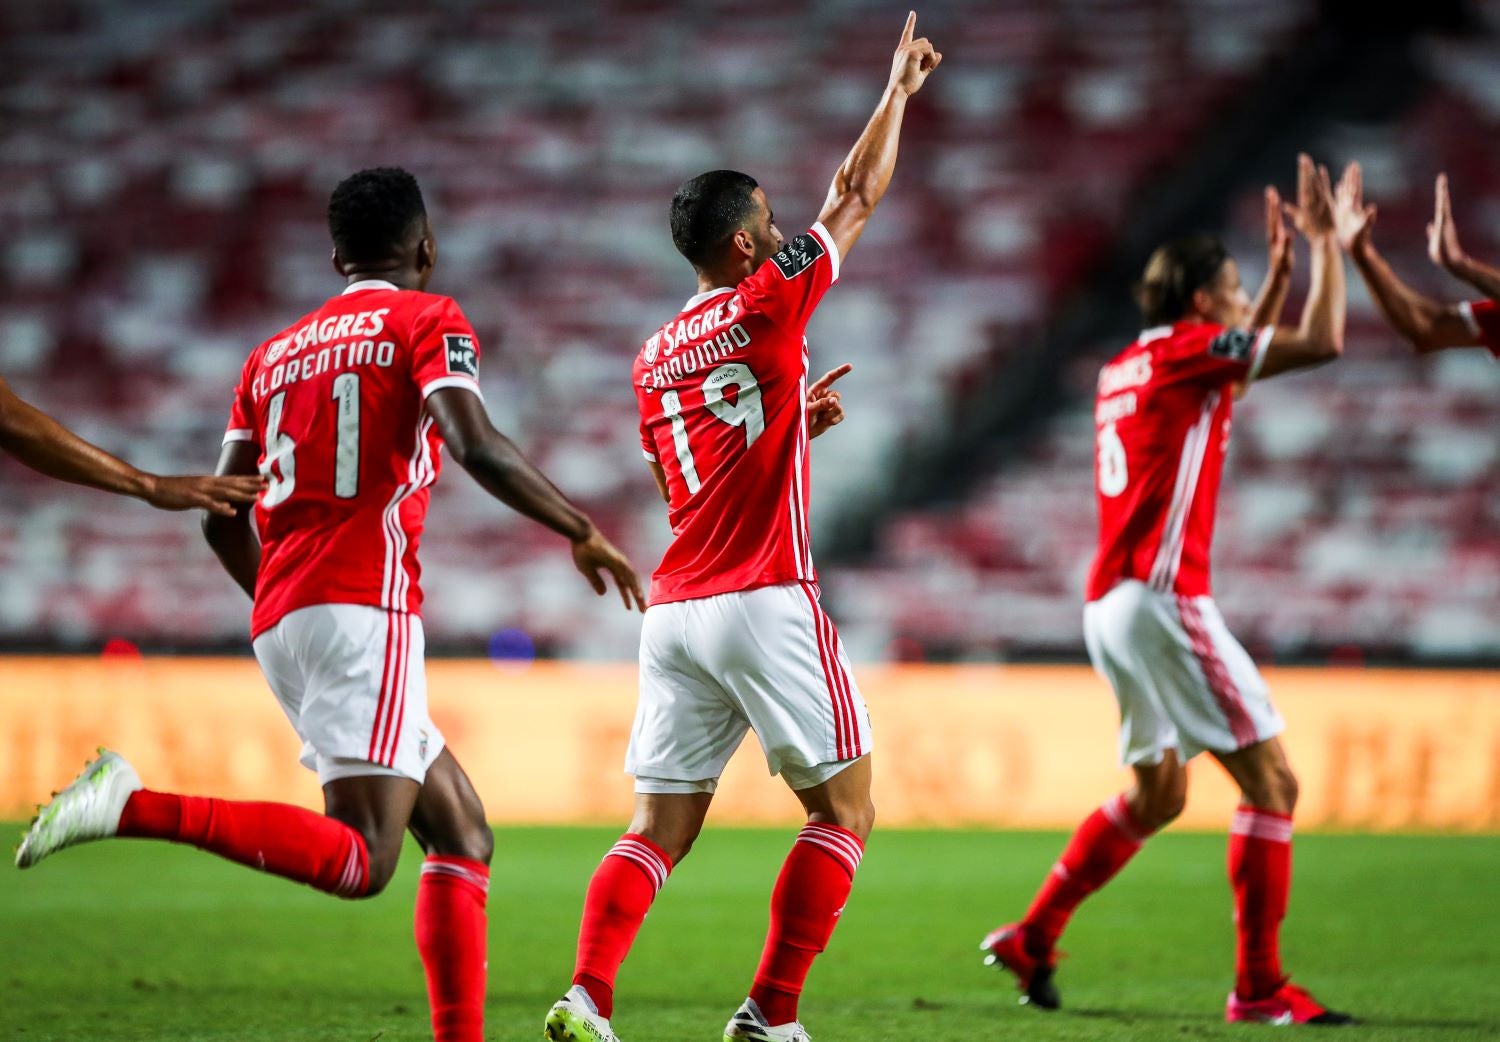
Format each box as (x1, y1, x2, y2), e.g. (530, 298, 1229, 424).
(1148, 320, 1259, 364)
(249, 307, 321, 370)
(375, 288, 463, 319)
(741, 223, 839, 300)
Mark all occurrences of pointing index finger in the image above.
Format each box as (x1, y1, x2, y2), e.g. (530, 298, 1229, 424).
(901, 10, 916, 45)
(810, 363, 854, 395)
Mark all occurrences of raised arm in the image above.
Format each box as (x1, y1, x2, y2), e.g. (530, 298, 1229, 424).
(425, 387, 645, 611)
(1249, 186, 1294, 328)
(1337, 163, 1477, 354)
(0, 374, 262, 514)
(816, 11, 941, 261)
(1429, 173, 1500, 301)
(1255, 155, 1346, 379)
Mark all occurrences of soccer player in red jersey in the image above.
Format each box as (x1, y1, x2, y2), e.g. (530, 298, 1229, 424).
(1336, 163, 1500, 357)
(17, 168, 645, 1042)
(0, 374, 261, 513)
(980, 156, 1355, 1027)
(544, 14, 940, 1042)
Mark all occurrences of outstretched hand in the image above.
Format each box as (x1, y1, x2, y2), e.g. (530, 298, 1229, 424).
(147, 473, 265, 516)
(807, 363, 852, 439)
(571, 526, 647, 613)
(1333, 161, 1377, 253)
(1264, 185, 1294, 274)
(888, 11, 942, 97)
(1282, 153, 1337, 240)
(1428, 173, 1466, 272)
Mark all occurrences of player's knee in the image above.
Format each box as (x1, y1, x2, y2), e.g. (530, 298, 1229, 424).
(1239, 764, 1298, 813)
(810, 798, 875, 842)
(445, 822, 494, 866)
(358, 850, 401, 898)
(1133, 789, 1185, 831)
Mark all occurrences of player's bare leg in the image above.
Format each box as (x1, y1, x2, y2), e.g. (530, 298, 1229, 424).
(1214, 738, 1352, 1025)
(405, 749, 494, 1042)
(724, 755, 873, 1041)
(546, 791, 712, 1041)
(983, 751, 1186, 1009)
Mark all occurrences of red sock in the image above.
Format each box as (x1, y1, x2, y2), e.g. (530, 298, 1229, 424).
(748, 823, 864, 1026)
(415, 856, 490, 1042)
(1021, 793, 1151, 955)
(572, 833, 673, 1019)
(117, 789, 368, 897)
(1229, 806, 1293, 1001)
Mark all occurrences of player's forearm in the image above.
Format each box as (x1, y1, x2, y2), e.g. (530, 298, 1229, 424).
(455, 436, 593, 543)
(1249, 260, 1292, 329)
(1296, 233, 1345, 354)
(834, 87, 908, 212)
(0, 389, 154, 499)
(1352, 239, 1449, 350)
(1447, 253, 1500, 302)
(202, 514, 260, 599)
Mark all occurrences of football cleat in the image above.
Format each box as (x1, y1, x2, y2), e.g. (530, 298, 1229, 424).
(980, 922, 1061, 1010)
(544, 984, 621, 1042)
(16, 749, 141, 869)
(723, 998, 811, 1042)
(1226, 982, 1355, 1026)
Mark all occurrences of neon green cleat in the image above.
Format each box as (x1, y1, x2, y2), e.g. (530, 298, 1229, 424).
(544, 985, 621, 1042)
(15, 749, 141, 869)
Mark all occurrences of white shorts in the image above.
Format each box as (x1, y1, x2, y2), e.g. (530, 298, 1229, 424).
(252, 604, 445, 786)
(627, 581, 873, 793)
(1083, 580, 1284, 766)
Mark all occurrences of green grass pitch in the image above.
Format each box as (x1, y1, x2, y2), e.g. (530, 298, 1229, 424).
(2, 827, 1496, 1041)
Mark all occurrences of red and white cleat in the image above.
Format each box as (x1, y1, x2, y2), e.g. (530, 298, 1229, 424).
(979, 923, 1060, 1010)
(1226, 982, 1354, 1026)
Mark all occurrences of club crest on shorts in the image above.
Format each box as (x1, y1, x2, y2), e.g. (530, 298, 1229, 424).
(771, 233, 825, 280)
(444, 334, 478, 378)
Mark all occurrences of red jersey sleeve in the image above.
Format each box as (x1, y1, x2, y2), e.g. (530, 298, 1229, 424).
(736, 222, 841, 335)
(1161, 324, 1273, 386)
(223, 352, 258, 446)
(1459, 300, 1500, 357)
(409, 296, 483, 399)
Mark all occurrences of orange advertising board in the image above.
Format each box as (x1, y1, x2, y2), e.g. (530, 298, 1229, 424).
(1, 658, 1496, 831)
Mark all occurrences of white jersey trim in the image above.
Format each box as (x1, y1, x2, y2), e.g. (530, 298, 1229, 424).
(420, 376, 483, 401)
(222, 428, 255, 444)
(642, 448, 658, 462)
(381, 415, 437, 611)
(342, 279, 399, 295)
(1148, 390, 1219, 592)
(1246, 326, 1274, 382)
(1458, 300, 1482, 341)
(810, 221, 841, 284)
(682, 286, 734, 311)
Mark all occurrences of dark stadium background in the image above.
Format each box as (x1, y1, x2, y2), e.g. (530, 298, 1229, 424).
(1, 5, 1496, 1042)
(0, 0, 1494, 664)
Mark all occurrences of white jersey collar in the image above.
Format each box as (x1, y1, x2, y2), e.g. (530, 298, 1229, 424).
(682, 286, 734, 311)
(342, 279, 400, 295)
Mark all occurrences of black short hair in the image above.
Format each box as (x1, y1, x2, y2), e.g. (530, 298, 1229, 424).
(670, 170, 760, 268)
(327, 167, 427, 266)
(1134, 234, 1230, 326)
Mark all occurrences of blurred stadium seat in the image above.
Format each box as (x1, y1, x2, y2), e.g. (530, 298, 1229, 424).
(0, 0, 1493, 661)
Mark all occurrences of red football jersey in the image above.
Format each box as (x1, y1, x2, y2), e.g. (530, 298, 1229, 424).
(633, 223, 840, 604)
(1085, 321, 1272, 602)
(1460, 299, 1500, 357)
(224, 280, 483, 636)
